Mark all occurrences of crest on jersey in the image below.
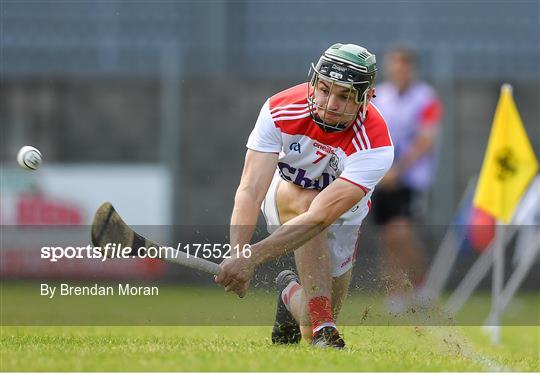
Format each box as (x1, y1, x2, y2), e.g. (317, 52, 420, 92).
(289, 142, 301, 153)
(329, 153, 339, 172)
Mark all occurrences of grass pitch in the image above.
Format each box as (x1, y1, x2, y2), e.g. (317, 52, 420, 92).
(1, 326, 538, 371)
(1, 284, 538, 371)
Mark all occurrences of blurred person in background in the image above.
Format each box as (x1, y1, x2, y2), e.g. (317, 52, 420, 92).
(371, 45, 443, 313)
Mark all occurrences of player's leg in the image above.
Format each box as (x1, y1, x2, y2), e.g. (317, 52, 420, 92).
(275, 181, 348, 347)
(331, 268, 353, 320)
(374, 187, 426, 311)
(285, 268, 351, 347)
(271, 230, 331, 345)
(275, 181, 334, 339)
(265, 175, 321, 344)
(382, 216, 426, 290)
(285, 241, 353, 338)
(288, 228, 332, 341)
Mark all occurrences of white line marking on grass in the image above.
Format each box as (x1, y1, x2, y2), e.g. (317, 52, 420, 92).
(427, 326, 513, 372)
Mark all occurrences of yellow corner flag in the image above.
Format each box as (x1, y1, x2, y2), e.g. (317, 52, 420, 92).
(473, 84, 539, 223)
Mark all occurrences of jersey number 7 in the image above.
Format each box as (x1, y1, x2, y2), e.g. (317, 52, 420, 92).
(313, 150, 328, 164)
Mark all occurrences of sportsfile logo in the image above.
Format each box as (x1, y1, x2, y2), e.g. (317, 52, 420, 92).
(40, 243, 251, 262)
(40, 243, 169, 262)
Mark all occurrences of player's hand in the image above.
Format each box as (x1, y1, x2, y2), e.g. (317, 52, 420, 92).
(214, 253, 255, 298)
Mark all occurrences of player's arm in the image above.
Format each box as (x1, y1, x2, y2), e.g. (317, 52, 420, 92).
(394, 98, 442, 174)
(248, 178, 365, 266)
(216, 179, 366, 296)
(394, 129, 436, 174)
(229, 149, 278, 248)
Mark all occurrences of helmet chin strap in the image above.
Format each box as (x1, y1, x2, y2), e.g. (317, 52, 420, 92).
(359, 90, 369, 122)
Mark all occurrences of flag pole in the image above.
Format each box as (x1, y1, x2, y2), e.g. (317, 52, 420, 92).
(491, 221, 505, 344)
(490, 83, 512, 345)
(473, 82, 539, 344)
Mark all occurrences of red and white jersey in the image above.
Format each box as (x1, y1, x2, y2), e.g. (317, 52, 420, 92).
(247, 83, 394, 221)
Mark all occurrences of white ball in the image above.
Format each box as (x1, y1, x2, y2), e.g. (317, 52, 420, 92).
(17, 146, 43, 170)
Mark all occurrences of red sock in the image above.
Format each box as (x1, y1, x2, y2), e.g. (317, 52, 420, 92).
(308, 296, 335, 333)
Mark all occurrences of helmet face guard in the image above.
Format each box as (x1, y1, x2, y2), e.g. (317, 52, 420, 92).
(307, 47, 376, 132)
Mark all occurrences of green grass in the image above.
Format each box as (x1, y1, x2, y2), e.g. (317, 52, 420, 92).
(2, 283, 537, 326)
(1, 283, 538, 371)
(1, 326, 538, 371)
